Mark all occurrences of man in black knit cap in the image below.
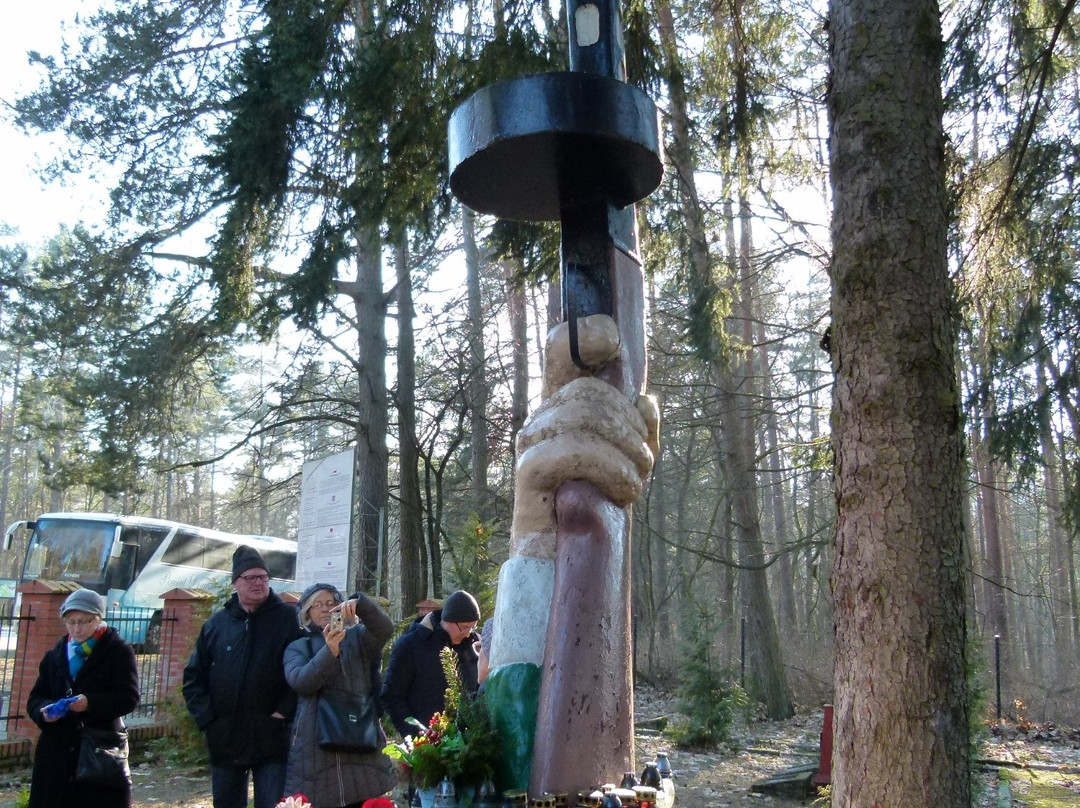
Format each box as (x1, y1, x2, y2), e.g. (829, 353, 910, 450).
(183, 545, 302, 808)
(380, 590, 481, 736)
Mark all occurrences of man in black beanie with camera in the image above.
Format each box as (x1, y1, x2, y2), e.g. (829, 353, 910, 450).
(380, 590, 481, 736)
(183, 545, 302, 808)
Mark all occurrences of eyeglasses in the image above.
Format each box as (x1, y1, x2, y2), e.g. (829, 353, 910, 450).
(309, 600, 338, 610)
(63, 617, 99, 628)
(454, 622, 478, 633)
(238, 573, 270, 584)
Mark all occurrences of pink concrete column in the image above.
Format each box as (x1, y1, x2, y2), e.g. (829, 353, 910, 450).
(157, 588, 215, 705)
(11, 580, 83, 740)
(417, 598, 441, 618)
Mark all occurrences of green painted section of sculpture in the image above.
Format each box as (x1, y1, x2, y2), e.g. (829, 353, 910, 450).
(484, 662, 541, 792)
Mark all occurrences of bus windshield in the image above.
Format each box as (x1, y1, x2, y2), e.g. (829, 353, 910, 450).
(23, 517, 115, 587)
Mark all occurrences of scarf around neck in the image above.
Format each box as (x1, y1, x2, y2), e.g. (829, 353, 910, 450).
(69, 624, 108, 680)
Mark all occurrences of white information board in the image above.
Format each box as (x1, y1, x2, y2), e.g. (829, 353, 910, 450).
(295, 446, 355, 593)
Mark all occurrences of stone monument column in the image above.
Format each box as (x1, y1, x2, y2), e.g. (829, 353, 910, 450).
(448, 0, 663, 796)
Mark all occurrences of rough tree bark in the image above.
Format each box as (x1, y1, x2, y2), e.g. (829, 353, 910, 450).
(464, 207, 491, 522)
(396, 237, 424, 608)
(349, 224, 389, 594)
(828, 1, 970, 805)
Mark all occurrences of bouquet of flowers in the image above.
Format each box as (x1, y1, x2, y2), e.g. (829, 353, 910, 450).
(384, 647, 500, 790)
(275, 795, 313, 808)
(384, 709, 463, 788)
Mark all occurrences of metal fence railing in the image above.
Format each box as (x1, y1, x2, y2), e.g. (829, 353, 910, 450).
(0, 599, 25, 739)
(0, 600, 169, 736)
(107, 612, 164, 724)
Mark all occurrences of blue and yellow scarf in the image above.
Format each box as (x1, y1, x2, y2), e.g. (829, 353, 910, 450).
(69, 625, 108, 680)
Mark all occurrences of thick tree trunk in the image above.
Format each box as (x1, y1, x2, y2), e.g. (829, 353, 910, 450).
(396, 237, 424, 609)
(658, 0, 791, 714)
(464, 208, 491, 521)
(757, 324, 798, 636)
(828, 1, 970, 805)
(506, 261, 529, 464)
(1037, 359, 1076, 712)
(0, 340, 24, 540)
(351, 223, 388, 594)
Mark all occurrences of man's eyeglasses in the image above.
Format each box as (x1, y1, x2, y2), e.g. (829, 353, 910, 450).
(238, 573, 270, 584)
(454, 622, 478, 634)
(63, 617, 99, 628)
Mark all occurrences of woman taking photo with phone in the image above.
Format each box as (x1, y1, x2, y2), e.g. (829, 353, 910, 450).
(283, 584, 397, 808)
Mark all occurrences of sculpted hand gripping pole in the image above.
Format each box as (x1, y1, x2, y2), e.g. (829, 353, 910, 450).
(448, 0, 664, 796)
(491, 315, 659, 795)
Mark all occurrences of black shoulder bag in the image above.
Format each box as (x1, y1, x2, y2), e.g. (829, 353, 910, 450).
(75, 724, 131, 787)
(309, 637, 382, 754)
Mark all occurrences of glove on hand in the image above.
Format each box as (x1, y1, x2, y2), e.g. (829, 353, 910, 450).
(42, 695, 79, 721)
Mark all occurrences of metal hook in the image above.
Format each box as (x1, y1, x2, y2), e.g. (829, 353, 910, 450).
(563, 261, 612, 371)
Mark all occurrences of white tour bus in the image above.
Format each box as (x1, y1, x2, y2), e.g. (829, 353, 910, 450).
(4, 512, 297, 649)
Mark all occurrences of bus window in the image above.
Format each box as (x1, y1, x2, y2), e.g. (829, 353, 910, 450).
(201, 538, 235, 572)
(264, 550, 296, 580)
(119, 524, 171, 579)
(104, 542, 139, 592)
(162, 530, 204, 568)
(23, 518, 115, 588)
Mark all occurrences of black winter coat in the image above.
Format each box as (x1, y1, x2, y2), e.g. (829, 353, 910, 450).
(27, 626, 140, 808)
(380, 609, 479, 737)
(183, 590, 301, 767)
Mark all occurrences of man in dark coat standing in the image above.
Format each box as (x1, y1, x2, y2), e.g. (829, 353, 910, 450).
(183, 545, 302, 808)
(380, 590, 481, 737)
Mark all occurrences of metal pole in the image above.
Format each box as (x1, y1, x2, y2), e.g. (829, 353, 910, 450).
(741, 616, 746, 689)
(994, 634, 1001, 720)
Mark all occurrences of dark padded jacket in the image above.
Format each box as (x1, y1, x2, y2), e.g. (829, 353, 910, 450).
(380, 608, 479, 737)
(183, 590, 301, 767)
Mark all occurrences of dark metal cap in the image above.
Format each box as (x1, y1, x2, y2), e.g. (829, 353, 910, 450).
(449, 72, 663, 221)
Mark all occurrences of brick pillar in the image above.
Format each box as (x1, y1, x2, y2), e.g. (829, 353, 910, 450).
(156, 588, 215, 705)
(11, 580, 83, 740)
(417, 598, 441, 618)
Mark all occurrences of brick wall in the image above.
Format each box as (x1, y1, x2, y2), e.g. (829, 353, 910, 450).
(11, 580, 83, 740)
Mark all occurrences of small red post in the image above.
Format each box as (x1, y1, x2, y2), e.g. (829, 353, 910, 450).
(812, 704, 833, 788)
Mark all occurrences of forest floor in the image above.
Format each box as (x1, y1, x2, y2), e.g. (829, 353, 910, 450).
(0, 686, 1073, 807)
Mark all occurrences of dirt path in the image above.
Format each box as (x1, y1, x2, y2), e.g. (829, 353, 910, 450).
(0, 702, 1072, 807)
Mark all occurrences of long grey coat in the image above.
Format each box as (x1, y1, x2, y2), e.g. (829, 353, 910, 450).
(284, 595, 398, 808)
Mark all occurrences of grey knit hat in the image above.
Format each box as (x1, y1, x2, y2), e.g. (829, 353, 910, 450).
(61, 588, 106, 618)
(297, 583, 343, 628)
(441, 590, 481, 623)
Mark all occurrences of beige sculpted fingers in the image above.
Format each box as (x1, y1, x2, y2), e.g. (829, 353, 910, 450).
(519, 378, 653, 477)
(637, 393, 661, 460)
(511, 378, 656, 558)
(511, 433, 649, 555)
(541, 314, 622, 398)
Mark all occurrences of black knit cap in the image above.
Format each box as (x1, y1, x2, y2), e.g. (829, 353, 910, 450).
(441, 590, 480, 623)
(232, 544, 268, 581)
